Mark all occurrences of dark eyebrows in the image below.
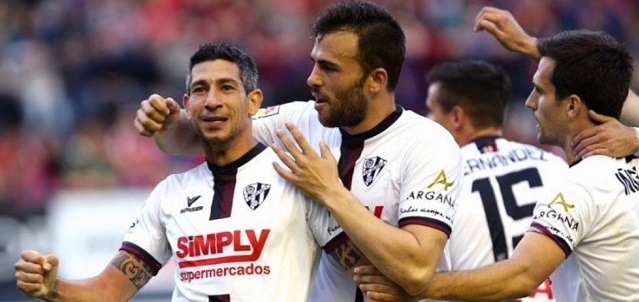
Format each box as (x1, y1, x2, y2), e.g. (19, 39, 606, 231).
(311, 56, 340, 70)
(190, 77, 240, 90)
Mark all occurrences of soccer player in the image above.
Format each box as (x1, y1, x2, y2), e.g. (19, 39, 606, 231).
(473, 6, 639, 159)
(425, 60, 565, 301)
(134, 1, 463, 300)
(358, 29, 639, 301)
(14, 43, 335, 301)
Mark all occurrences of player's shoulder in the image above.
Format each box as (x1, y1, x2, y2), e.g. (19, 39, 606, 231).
(160, 162, 210, 190)
(397, 110, 458, 144)
(253, 100, 315, 120)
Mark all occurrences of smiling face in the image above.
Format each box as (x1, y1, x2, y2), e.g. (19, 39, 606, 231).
(307, 30, 368, 128)
(183, 59, 260, 150)
(525, 57, 569, 147)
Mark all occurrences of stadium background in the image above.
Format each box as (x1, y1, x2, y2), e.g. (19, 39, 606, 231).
(0, 0, 638, 300)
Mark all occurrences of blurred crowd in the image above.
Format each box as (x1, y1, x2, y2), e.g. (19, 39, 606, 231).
(1, 0, 638, 218)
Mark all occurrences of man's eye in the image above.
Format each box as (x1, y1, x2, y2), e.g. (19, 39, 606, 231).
(221, 85, 235, 91)
(192, 87, 205, 94)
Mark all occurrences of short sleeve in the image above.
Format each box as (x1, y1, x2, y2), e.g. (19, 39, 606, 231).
(528, 183, 594, 257)
(397, 132, 463, 237)
(120, 179, 173, 275)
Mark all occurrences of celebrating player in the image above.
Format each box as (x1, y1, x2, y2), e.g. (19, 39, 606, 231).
(14, 43, 336, 301)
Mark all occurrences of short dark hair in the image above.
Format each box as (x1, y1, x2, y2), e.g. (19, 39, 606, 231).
(426, 60, 511, 129)
(537, 30, 632, 119)
(186, 42, 258, 94)
(311, 1, 405, 91)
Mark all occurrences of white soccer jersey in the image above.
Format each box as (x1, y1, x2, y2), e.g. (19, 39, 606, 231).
(529, 155, 639, 301)
(439, 136, 567, 301)
(121, 144, 334, 302)
(253, 101, 463, 301)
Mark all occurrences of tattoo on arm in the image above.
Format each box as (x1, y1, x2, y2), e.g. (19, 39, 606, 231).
(328, 240, 365, 271)
(111, 252, 153, 290)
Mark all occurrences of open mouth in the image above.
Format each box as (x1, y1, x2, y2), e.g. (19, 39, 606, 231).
(201, 116, 228, 123)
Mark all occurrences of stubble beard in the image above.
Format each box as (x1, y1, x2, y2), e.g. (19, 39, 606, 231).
(318, 78, 368, 128)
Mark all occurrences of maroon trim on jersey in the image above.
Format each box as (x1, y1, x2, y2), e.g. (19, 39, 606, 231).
(119, 241, 162, 275)
(338, 141, 364, 190)
(338, 106, 402, 188)
(530, 222, 572, 258)
(209, 172, 236, 220)
(471, 135, 501, 153)
(207, 144, 267, 220)
(209, 295, 230, 302)
(398, 217, 452, 238)
(322, 232, 350, 253)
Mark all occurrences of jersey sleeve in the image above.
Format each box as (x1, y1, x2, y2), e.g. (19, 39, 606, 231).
(528, 182, 594, 257)
(304, 196, 338, 248)
(397, 129, 463, 237)
(120, 179, 172, 275)
(252, 101, 329, 153)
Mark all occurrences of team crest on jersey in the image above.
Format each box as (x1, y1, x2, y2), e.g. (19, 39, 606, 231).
(362, 156, 387, 186)
(253, 106, 280, 119)
(243, 182, 271, 210)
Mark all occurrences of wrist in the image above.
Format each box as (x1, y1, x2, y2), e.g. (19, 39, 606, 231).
(633, 127, 639, 155)
(527, 37, 541, 62)
(43, 279, 61, 302)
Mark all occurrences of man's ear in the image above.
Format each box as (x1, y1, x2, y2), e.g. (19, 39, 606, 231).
(451, 105, 465, 130)
(367, 68, 388, 93)
(247, 89, 264, 116)
(567, 94, 583, 119)
(183, 94, 192, 119)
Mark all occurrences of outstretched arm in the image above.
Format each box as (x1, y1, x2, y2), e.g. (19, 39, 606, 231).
(134, 94, 202, 155)
(356, 232, 564, 301)
(15, 250, 152, 302)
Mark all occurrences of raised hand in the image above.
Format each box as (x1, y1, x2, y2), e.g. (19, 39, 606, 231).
(474, 6, 540, 61)
(134, 94, 182, 137)
(572, 110, 639, 159)
(271, 122, 342, 204)
(14, 250, 60, 300)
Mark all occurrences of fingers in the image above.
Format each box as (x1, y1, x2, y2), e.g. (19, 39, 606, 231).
(319, 139, 337, 163)
(43, 255, 59, 272)
(362, 288, 402, 302)
(135, 108, 161, 137)
(588, 110, 614, 123)
(353, 265, 381, 275)
(15, 251, 49, 297)
(284, 122, 318, 158)
(474, 7, 506, 32)
(271, 144, 300, 177)
(16, 279, 44, 294)
(134, 95, 180, 137)
(275, 129, 305, 162)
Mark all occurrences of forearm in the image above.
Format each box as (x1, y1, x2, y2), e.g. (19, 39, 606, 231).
(47, 276, 130, 302)
(419, 259, 537, 301)
(323, 187, 440, 295)
(621, 90, 639, 126)
(153, 110, 202, 155)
